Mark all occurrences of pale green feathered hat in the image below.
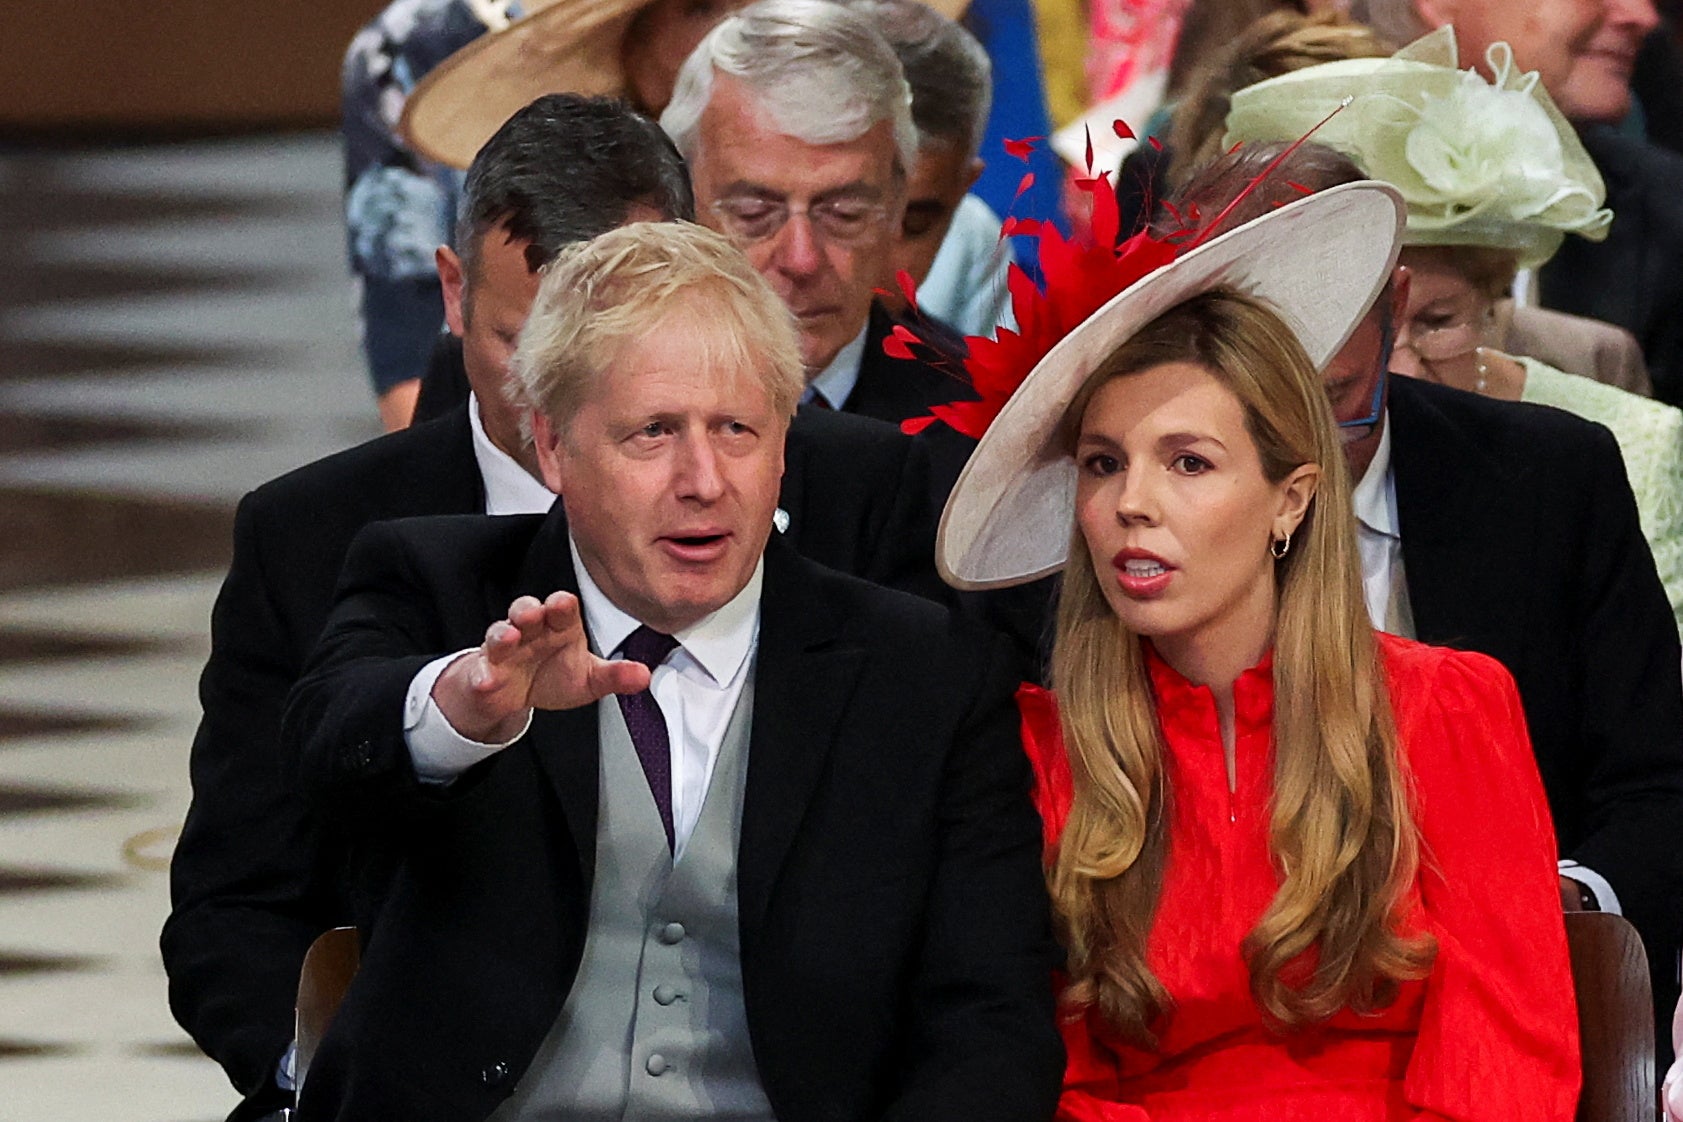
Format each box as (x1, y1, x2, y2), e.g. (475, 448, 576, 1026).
(1222, 26, 1611, 268)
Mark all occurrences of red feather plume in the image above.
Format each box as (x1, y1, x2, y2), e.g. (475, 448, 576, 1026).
(900, 159, 1177, 439)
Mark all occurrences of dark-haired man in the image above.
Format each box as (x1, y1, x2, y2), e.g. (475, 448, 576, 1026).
(164, 93, 942, 1122)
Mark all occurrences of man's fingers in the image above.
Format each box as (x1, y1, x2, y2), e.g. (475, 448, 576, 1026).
(541, 591, 584, 634)
(589, 655, 652, 700)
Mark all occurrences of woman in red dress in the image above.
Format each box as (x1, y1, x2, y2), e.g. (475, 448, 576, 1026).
(933, 180, 1580, 1120)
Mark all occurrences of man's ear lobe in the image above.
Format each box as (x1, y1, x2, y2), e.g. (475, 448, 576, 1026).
(438, 245, 467, 337)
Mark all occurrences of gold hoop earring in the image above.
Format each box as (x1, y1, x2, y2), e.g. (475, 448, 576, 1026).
(1270, 532, 1291, 560)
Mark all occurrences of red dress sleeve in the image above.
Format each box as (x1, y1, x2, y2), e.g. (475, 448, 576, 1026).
(1389, 644, 1581, 1120)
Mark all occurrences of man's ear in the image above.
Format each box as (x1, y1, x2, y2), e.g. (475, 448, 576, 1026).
(529, 410, 567, 495)
(1389, 264, 1412, 324)
(438, 245, 467, 338)
(962, 156, 984, 194)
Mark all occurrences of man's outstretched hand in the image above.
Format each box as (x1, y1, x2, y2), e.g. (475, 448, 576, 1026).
(432, 592, 650, 744)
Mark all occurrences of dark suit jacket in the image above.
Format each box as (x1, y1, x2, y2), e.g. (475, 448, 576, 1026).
(1539, 126, 1683, 405)
(1387, 375, 1683, 1041)
(837, 301, 977, 425)
(282, 515, 1061, 1122)
(162, 402, 948, 1119)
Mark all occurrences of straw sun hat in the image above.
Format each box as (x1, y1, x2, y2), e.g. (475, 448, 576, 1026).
(401, 0, 969, 169)
(935, 179, 1406, 590)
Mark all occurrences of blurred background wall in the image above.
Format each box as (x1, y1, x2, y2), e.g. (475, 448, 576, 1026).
(0, 1, 387, 134)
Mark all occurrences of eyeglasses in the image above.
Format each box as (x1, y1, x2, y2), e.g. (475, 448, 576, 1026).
(1395, 317, 1484, 363)
(710, 196, 890, 246)
(1336, 314, 1392, 443)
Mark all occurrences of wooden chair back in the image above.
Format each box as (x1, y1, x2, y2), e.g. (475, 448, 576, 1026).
(1566, 911, 1656, 1122)
(294, 926, 361, 1097)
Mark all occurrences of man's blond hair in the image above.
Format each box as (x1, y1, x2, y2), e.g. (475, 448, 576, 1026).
(509, 221, 806, 433)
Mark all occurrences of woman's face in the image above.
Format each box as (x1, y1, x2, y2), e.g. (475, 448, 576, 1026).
(1074, 361, 1315, 664)
(1392, 250, 1500, 390)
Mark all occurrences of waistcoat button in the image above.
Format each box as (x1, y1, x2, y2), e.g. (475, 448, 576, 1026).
(658, 921, 686, 944)
(481, 1060, 510, 1086)
(653, 984, 679, 1005)
(646, 1053, 669, 1076)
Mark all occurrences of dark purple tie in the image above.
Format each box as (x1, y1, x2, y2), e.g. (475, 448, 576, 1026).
(617, 625, 680, 850)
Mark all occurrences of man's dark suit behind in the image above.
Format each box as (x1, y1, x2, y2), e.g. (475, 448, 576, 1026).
(281, 511, 1062, 1121)
(1540, 125, 1683, 404)
(162, 401, 947, 1118)
(1388, 374, 1683, 1045)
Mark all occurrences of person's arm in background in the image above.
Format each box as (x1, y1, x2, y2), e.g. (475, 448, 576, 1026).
(341, 0, 485, 430)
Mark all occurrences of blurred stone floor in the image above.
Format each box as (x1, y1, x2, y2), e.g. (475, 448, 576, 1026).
(0, 133, 379, 1121)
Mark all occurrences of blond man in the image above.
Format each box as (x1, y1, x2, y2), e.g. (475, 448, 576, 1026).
(283, 221, 1060, 1122)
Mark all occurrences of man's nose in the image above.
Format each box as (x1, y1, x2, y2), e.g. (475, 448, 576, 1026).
(768, 211, 824, 278)
(676, 435, 727, 502)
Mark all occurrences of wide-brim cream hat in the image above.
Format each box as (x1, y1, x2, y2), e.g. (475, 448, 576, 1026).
(401, 0, 643, 169)
(1222, 27, 1611, 269)
(937, 180, 1406, 590)
(401, 0, 972, 170)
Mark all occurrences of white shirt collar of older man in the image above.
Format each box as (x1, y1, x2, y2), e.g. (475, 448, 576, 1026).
(468, 392, 556, 516)
(801, 323, 869, 410)
(1350, 415, 1402, 631)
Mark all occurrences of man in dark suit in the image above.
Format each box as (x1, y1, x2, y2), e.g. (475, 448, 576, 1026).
(661, 0, 977, 425)
(1342, 280, 1683, 1063)
(283, 219, 1058, 1121)
(1539, 125, 1683, 404)
(164, 95, 947, 1122)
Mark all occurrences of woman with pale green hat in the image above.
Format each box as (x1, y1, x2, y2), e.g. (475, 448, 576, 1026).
(1224, 25, 1683, 636)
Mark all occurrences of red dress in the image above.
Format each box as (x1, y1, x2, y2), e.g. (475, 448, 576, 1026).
(1020, 634, 1580, 1121)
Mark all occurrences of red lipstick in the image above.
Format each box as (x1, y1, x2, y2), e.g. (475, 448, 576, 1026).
(1112, 548, 1176, 598)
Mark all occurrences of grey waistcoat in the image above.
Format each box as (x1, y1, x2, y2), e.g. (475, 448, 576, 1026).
(489, 672, 775, 1122)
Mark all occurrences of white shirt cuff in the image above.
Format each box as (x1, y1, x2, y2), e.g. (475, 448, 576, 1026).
(404, 651, 533, 784)
(1558, 859, 1623, 915)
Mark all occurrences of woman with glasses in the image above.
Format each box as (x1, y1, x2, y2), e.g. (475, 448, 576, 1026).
(1222, 25, 1683, 634)
(934, 182, 1580, 1120)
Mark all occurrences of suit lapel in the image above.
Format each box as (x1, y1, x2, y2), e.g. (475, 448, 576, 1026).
(415, 403, 488, 515)
(1387, 378, 1534, 654)
(736, 538, 867, 936)
(510, 507, 603, 884)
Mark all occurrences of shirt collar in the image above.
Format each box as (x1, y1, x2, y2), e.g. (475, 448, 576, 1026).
(1350, 413, 1399, 540)
(803, 323, 869, 410)
(568, 534, 762, 689)
(468, 393, 556, 516)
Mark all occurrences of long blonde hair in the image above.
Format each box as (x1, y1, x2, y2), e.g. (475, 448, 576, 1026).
(1050, 289, 1436, 1045)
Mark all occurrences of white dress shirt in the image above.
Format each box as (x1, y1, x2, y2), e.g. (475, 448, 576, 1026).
(802, 324, 869, 410)
(403, 533, 762, 859)
(1352, 420, 1404, 633)
(467, 392, 556, 516)
(1353, 411, 1620, 913)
